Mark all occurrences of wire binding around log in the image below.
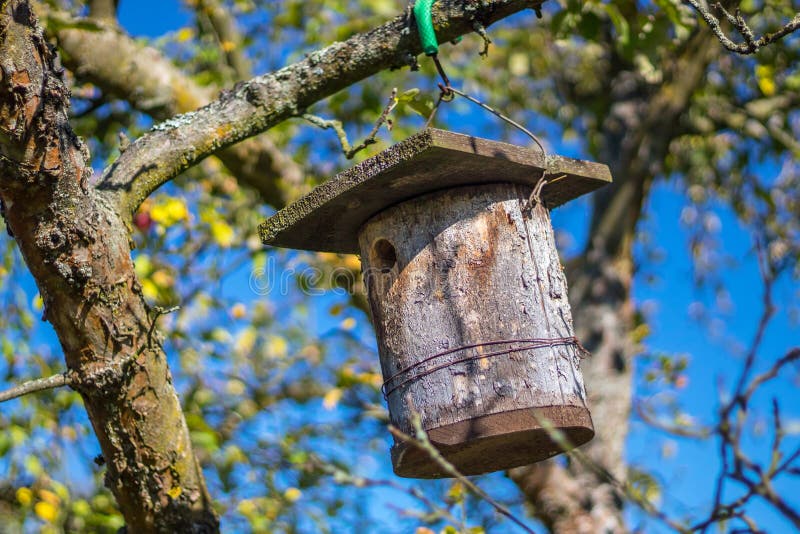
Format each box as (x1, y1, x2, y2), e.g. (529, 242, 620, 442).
(381, 337, 591, 399)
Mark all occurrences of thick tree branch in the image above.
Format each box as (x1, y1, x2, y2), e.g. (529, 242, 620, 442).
(96, 0, 542, 217)
(45, 10, 303, 206)
(0, 2, 217, 530)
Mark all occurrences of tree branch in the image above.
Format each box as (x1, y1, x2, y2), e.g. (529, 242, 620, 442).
(684, 0, 800, 54)
(44, 8, 304, 207)
(303, 87, 398, 159)
(194, 0, 250, 80)
(95, 0, 542, 217)
(0, 372, 70, 403)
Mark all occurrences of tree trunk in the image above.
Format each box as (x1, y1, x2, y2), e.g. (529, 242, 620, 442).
(0, 2, 217, 530)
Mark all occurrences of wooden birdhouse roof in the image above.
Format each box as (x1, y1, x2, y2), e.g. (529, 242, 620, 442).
(259, 128, 612, 254)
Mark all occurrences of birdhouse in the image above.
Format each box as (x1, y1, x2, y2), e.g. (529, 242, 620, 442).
(260, 129, 612, 478)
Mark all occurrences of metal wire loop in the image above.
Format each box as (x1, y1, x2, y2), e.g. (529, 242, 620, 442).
(428, 55, 547, 158)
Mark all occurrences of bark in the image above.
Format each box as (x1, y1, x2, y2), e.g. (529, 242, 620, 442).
(360, 184, 592, 478)
(49, 14, 303, 206)
(510, 30, 720, 533)
(0, 1, 216, 531)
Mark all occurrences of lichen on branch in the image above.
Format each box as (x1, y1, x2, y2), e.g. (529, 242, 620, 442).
(96, 0, 543, 218)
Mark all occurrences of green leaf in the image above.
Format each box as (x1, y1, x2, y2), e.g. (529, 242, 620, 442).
(602, 4, 631, 50)
(396, 88, 420, 103)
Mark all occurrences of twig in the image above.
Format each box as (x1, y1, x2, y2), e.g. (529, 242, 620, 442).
(0, 372, 71, 403)
(634, 399, 712, 439)
(148, 304, 180, 342)
(683, 0, 800, 54)
(0, 302, 178, 405)
(472, 21, 492, 57)
(303, 88, 398, 159)
(693, 247, 800, 532)
(389, 415, 537, 534)
(312, 458, 462, 526)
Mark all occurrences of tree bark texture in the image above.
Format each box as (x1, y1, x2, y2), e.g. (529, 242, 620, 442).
(359, 184, 593, 478)
(51, 14, 304, 206)
(0, 2, 216, 531)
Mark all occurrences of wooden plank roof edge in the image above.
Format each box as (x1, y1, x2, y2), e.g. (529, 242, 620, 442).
(259, 128, 611, 248)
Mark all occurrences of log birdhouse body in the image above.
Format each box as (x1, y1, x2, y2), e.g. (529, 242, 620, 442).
(260, 129, 612, 478)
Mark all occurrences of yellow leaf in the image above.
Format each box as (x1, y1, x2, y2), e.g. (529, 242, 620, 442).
(322, 388, 343, 410)
(151, 270, 173, 289)
(225, 379, 246, 396)
(134, 254, 153, 278)
(72, 500, 91, 517)
(230, 303, 247, 319)
(167, 486, 182, 499)
(630, 323, 650, 344)
(447, 481, 465, 503)
(24, 455, 42, 477)
(150, 198, 189, 226)
(210, 220, 235, 247)
(16, 487, 32, 506)
(166, 198, 189, 221)
(221, 40, 236, 52)
(283, 487, 302, 502)
(35, 501, 59, 523)
(176, 27, 194, 43)
(267, 335, 288, 358)
(38, 489, 60, 506)
(343, 254, 361, 271)
(237, 499, 257, 516)
(235, 328, 257, 355)
(141, 279, 159, 301)
(508, 52, 529, 76)
(756, 64, 776, 96)
(32, 293, 43, 312)
(50, 481, 69, 502)
(358, 372, 383, 389)
(340, 317, 356, 331)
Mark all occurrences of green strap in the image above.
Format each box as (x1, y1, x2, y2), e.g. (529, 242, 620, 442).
(414, 0, 439, 56)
